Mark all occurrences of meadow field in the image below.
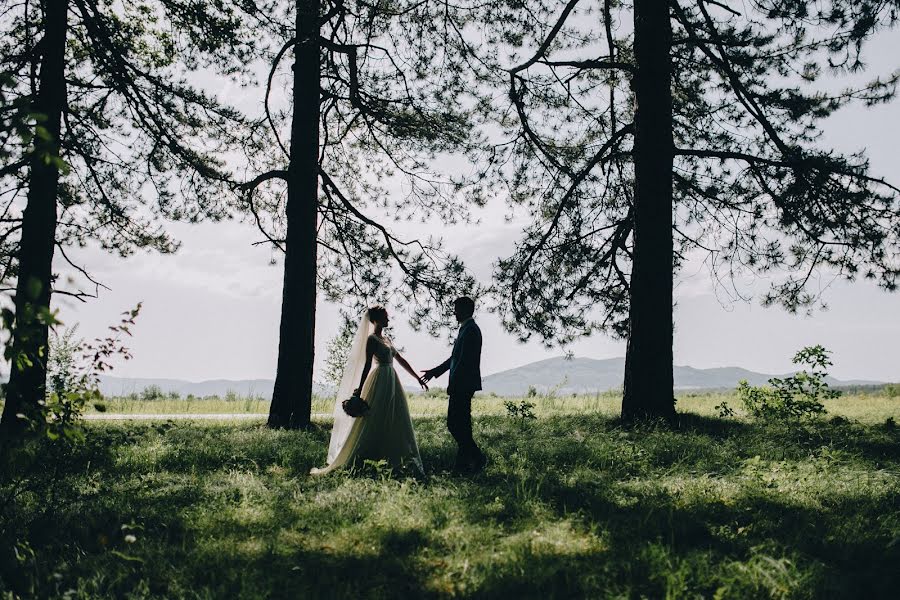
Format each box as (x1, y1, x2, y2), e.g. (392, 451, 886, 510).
(85, 388, 898, 424)
(2, 392, 898, 598)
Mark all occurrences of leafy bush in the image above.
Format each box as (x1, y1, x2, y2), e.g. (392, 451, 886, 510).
(736, 345, 839, 420)
(324, 317, 355, 389)
(46, 304, 143, 440)
(3, 301, 140, 441)
(420, 387, 448, 400)
(504, 399, 537, 423)
(715, 401, 736, 419)
(47, 324, 82, 400)
(140, 385, 164, 401)
(2, 302, 142, 594)
(885, 384, 900, 398)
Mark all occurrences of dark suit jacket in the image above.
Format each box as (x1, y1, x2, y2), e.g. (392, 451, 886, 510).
(433, 319, 482, 396)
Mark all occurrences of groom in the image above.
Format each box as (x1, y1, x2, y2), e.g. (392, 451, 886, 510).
(422, 296, 487, 473)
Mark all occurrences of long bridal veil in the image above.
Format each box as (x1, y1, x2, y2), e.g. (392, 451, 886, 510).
(325, 312, 373, 465)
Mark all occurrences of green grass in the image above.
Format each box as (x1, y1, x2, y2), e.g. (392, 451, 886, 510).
(88, 394, 274, 415)
(86, 390, 898, 424)
(2, 407, 899, 598)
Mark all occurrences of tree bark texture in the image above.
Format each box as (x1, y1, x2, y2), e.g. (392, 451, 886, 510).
(621, 0, 677, 422)
(268, 0, 320, 429)
(2, 0, 69, 433)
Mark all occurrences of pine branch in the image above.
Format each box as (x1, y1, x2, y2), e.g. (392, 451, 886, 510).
(0, 159, 26, 178)
(509, 0, 585, 74)
(319, 169, 450, 294)
(238, 169, 289, 192)
(265, 37, 297, 159)
(675, 147, 900, 195)
(536, 57, 634, 72)
(512, 122, 635, 291)
(238, 169, 289, 253)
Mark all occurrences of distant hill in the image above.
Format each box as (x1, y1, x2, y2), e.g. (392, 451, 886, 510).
(97, 376, 333, 399)
(94, 357, 884, 399)
(480, 356, 883, 397)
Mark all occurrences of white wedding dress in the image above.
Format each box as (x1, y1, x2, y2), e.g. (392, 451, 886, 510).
(311, 316, 423, 476)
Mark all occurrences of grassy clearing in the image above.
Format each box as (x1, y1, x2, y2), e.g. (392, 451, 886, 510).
(85, 390, 898, 423)
(2, 407, 899, 598)
(87, 394, 275, 415)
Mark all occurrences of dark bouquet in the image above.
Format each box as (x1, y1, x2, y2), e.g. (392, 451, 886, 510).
(342, 394, 370, 417)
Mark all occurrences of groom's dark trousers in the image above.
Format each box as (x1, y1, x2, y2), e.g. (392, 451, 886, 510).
(448, 390, 483, 470)
(432, 318, 485, 470)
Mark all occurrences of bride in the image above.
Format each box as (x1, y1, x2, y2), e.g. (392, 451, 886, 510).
(311, 306, 427, 476)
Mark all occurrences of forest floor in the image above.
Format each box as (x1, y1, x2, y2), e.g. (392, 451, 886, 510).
(1, 401, 899, 598)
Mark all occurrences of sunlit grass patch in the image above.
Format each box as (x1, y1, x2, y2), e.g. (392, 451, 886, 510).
(85, 390, 898, 429)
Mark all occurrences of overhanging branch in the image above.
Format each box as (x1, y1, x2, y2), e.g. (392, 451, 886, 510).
(509, 0, 584, 74)
(537, 57, 634, 73)
(265, 38, 297, 159)
(319, 169, 442, 288)
(238, 169, 289, 192)
(238, 169, 289, 252)
(55, 242, 110, 300)
(675, 147, 900, 194)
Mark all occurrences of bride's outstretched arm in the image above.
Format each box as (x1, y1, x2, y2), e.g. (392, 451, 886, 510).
(395, 352, 429, 391)
(354, 338, 376, 396)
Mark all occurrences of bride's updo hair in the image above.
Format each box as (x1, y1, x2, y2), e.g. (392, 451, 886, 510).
(367, 305, 388, 324)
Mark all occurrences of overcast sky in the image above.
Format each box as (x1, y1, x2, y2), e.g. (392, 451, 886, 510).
(49, 27, 900, 386)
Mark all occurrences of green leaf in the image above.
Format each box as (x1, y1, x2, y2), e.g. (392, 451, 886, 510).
(110, 550, 144, 563)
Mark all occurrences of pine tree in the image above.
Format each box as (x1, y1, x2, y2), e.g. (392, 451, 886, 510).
(0, 0, 259, 431)
(484, 0, 899, 420)
(238, 0, 485, 428)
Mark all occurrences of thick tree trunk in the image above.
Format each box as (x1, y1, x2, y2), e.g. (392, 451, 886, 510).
(621, 0, 676, 422)
(268, 0, 320, 429)
(1, 0, 69, 433)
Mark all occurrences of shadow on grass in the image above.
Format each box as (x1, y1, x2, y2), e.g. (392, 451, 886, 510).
(2, 413, 898, 598)
(444, 467, 899, 597)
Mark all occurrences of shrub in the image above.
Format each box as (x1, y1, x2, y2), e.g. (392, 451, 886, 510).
(141, 385, 164, 402)
(421, 387, 448, 400)
(47, 325, 82, 400)
(715, 401, 736, 419)
(503, 399, 537, 423)
(737, 345, 838, 420)
(324, 317, 355, 389)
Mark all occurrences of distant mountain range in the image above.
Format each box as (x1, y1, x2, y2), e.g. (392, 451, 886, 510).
(95, 356, 885, 398)
(97, 376, 287, 399)
(480, 357, 882, 396)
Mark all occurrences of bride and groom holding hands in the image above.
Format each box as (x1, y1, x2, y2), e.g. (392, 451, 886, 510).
(311, 296, 487, 477)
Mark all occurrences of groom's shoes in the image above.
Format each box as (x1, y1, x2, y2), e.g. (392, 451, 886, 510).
(453, 453, 487, 475)
(472, 452, 488, 473)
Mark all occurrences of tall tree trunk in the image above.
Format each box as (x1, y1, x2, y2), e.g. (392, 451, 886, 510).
(268, 0, 320, 429)
(621, 0, 676, 422)
(1, 0, 69, 433)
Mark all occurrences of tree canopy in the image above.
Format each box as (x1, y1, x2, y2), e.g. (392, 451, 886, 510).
(0, 0, 264, 429)
(239, 0, 489, 334)
(483, 0, 899, 346)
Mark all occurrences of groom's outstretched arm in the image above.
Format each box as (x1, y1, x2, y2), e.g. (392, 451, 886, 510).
(422, 357, 451, 382)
